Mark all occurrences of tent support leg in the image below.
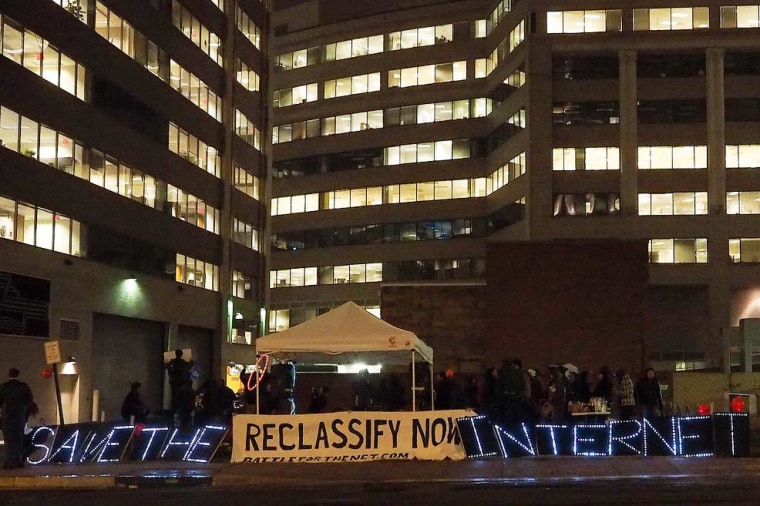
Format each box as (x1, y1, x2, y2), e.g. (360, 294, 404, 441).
(430, 361, 435, 410)
(411, 350, 416, 412)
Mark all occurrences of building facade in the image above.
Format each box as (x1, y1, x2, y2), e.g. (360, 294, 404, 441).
(269, 0, 760, 372)
(7, 0, 760, 423)
(0, 0, 269, 423)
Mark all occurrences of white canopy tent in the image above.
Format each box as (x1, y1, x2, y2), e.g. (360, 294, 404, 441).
(255, 301, 434, 411)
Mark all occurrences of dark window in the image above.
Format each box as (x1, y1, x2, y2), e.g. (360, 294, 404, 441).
(348, 226, 367, 245)
(307, 47, 321, 65)
(553, 55, 619, 80)
(272, 219, 485, 251)
(333, 227, 351, 246)
(417, 222, 436, 240)
(638, 100, 706, 123)
(367, 224, 383, 244)
(638, 54, 705, 78)
(400, 106, 416, 126)
(306, 119, 320, 137)
(319, 228, 334, 247)
(385, 107, 400, 126)
(724, 52, 760, 76)
(726, 98, 760, 122)
(553, 102, 619, 125)
(0, 271, 50, 337)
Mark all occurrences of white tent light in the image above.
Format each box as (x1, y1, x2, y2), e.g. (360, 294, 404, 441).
(337, 363, 382, 374)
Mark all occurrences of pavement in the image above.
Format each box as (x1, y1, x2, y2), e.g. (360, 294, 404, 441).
(2, 450, 760, 491)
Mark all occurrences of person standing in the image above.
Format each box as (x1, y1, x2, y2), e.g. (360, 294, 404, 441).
(591, 365, 615, 408)
(354, 369, 374, 411)
(193, 378, 218, 425)
(258, 380, 278, 414)
(615, 368, 636, 420)
(216, 379, 237, 420)
(0, 368, 34, 469)
(476, 367, 498, 414)
(546, 365, 569, 422)
(307, 385, 329, 413)
(121, 381, 149, 424)
(635, 367, 665, 418)
(165, 349, 193, 426)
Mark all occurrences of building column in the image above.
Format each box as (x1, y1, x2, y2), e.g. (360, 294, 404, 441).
(706, 48, 726, 215)
(706, 48, 730, 369)
(619, 50, 637, 216)
(526, 38, 554, 238)
(709, 280, 732, 370)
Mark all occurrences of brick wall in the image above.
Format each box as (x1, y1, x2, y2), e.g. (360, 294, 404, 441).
(381, 284, 487, 374)
(486, 241, 648, 375)
(381, 241, 649, 377)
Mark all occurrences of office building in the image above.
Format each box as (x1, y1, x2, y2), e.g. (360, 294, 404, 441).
(0, 0, 269, 422)
(269, 0, 760, 372)
(6, 0, 760, 423)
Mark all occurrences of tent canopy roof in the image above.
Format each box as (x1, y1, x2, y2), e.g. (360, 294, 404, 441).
(255, 301, 433, 366)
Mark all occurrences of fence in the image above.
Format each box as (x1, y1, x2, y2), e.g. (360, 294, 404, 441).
(671, 372, 760, 425)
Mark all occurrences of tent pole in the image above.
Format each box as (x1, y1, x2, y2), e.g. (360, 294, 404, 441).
(430, 360, 435, 410)
(411, 351, 416, 412)
(255, 364, 260, 414)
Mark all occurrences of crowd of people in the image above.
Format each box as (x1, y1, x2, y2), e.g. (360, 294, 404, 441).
(435, 360, 666, 425)
(120, 350, 664, 424)
(120, 348, 237, 427)
(237, 359, 666, 421)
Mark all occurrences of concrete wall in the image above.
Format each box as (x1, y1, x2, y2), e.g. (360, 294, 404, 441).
(0, 240, 223, 424)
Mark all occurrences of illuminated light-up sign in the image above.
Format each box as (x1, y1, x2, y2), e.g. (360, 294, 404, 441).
(713, 412, 750, 457)
(456, 413, 750, 459)
(159, 425, 228, 463)
(25, 422, 228, 466)
(47, 423, 134, 464)
(245, 353, 270, 391)
(456, 415, 500, 458)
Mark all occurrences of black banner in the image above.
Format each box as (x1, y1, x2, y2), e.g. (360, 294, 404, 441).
(25, 422, 228, 465)
(456, 413, 750, 458)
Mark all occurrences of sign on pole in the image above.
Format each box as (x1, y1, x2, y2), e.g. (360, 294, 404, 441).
(43, 339, 65, 425)
(44, 340, 61, 365)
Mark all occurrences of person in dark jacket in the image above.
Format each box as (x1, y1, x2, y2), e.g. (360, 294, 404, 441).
(577, 370, 593, 404)
(591, 365, 615, 407)
(635, 367, 665, 417)
(165, 349, 193, 426)
(546, 365, 569, 422)
(0, 368, 34, 469)
(193, 378, 218, 425)
(121, 381, 149, 424)
(307, 385, 329, 413)
(216, 379, 237, 421)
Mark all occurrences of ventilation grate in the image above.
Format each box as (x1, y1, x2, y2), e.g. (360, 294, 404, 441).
(59, 318, 80, 340)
